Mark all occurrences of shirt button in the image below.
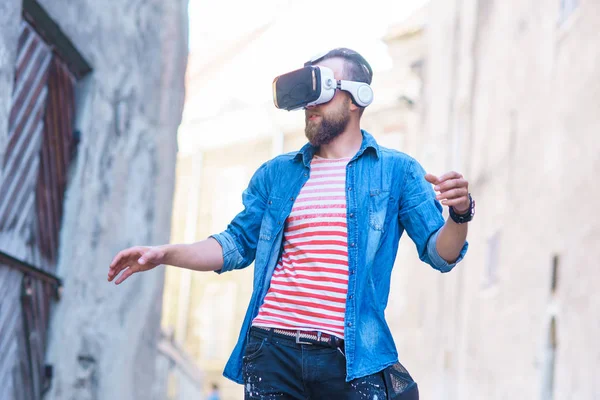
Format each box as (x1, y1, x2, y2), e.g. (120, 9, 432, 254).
(350, 242, 356, 247)
(268, 201, 272, 205)
(347, 322, 352, 327)
(304, 173, 308, 177)
(348, 187, 352, 191)
(350, 270, 355, 275)
(349, 295, 354, 299)
(277, 221, 281, 225)
(290, 197, 294, 201)
(349, 213, 354, 218)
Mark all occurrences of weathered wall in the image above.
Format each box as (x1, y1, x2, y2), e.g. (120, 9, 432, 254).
(0, 0, 188, 399)
(0, 0, 21, 168)
(42, 0, 189, 398)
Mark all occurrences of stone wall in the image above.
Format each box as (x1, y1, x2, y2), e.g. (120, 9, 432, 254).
(0, 0, 189, 399)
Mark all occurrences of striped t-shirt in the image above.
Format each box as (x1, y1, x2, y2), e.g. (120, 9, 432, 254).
(252, 155, 350, 338)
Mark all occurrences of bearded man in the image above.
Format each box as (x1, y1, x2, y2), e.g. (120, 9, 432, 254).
(108, 48, 473, 399)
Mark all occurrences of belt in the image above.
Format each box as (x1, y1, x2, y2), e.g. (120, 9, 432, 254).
(251, 326, 344, 347)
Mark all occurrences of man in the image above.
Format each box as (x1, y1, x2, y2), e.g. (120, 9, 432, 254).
(108, 48, 472, 399)
(207, 383, 221, 400)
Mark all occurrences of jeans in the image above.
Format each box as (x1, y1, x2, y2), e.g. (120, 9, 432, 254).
(242, 327, 388, 400)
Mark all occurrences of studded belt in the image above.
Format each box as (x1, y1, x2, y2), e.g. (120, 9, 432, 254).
(251, 326, 344, 347)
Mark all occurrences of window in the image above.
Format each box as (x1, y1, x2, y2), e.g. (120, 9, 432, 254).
(540, 316, 557, 399)
(482, 231, 501, 289)
(1, 0, 91, 266)
(0, 2, 91, 399)
(541, 255, 560, 399)
(550, 254, 559, 295)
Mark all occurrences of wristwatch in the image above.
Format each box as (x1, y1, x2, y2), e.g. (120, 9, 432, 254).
(449, 193, 475, 224)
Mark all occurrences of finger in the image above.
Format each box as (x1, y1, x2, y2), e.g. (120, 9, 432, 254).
(108, 252, 141, 280)
(436, 188, 468, 200)
(424, 173, 439, 185)
(435, 178, 468, 192)
(442, 198, 470, 208)
(108, 262, 123, 281)
(114, 266, 137, 285)
(109, 250, 128, 269)
(108, 252, 136, 277)
(140, 250, 164, 267)
(109, 247, 144, 270)
(436, 171, 463, 184)
(138, 249, 158, 265)
(108, 263, 129, 282)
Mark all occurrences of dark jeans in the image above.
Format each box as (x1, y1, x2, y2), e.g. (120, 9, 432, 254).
(242, 327, 388, 400)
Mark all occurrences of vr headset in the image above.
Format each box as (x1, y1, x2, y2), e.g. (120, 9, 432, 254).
(272, 54, 374, 111)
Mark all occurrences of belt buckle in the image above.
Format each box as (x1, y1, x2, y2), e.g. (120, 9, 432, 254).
(295, 331, 312, 345)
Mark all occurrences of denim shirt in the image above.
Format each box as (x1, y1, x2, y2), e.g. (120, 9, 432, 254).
(210, 130, 468, 384)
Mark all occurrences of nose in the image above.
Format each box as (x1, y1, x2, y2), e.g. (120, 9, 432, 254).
(305, 104, 317, 110)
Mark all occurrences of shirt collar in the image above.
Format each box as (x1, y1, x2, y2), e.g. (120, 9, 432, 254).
(293, 130, 380, 167)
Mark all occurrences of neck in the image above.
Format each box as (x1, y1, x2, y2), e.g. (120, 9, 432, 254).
(315, 122, 362, 159)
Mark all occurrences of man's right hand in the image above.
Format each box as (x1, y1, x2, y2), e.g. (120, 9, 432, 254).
(108, 245, 166, 285)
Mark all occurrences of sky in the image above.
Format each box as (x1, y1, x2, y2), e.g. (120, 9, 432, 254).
(180, 0, 428, 150)
(187, 0, 428, 60)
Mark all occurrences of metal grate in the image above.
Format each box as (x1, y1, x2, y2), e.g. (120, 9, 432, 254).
(35, 57, 76, 264)
(0, 19, 74, 400)
(0, 21, 52, 235)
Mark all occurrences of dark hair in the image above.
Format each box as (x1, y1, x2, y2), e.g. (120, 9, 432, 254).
(305, 47, 373, 85)
(305, 48, 373, 115)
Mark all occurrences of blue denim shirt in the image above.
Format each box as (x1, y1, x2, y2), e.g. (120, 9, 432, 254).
(211, 130, 468, 384)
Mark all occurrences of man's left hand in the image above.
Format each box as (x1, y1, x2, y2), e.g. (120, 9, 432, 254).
(425, 171, 470, 214)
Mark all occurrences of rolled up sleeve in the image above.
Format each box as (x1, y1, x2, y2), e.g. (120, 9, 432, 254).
(210, 231, 246, 274)
(399, 158, 467, 272)
(426, 228, 468, 273)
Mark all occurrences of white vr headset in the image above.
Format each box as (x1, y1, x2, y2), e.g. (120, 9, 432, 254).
(272, 64, 374, 111)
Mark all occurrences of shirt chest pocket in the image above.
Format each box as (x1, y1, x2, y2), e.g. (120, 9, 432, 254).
(259, 195, 284, 241)
(368, 189, 396, 232)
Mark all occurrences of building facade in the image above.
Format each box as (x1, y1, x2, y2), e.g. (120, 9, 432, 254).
(400, 0, 599, 399)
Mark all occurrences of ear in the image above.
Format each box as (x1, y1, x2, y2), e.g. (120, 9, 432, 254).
(348, 97, 360, 113)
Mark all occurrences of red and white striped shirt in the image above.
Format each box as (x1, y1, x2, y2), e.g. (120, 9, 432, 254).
(252, 156, 350, 338)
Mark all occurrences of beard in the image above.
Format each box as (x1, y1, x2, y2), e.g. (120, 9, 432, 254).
(304, 102, 350, 147)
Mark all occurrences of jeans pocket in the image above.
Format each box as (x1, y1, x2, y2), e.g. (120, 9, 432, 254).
(243, 337, 267, 362)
